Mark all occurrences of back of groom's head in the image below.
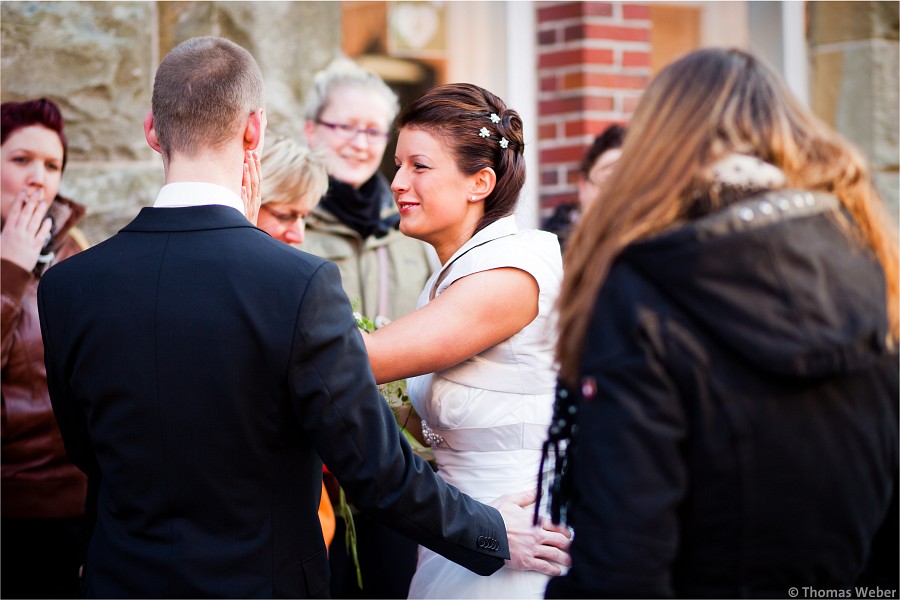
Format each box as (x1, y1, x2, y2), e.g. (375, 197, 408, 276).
(151, 36, 264, 160)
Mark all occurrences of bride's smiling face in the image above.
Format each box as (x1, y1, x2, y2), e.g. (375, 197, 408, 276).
(391, 127, 482, 255)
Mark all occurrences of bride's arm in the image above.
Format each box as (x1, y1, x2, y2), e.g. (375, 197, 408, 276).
(362, 267, 539, 384)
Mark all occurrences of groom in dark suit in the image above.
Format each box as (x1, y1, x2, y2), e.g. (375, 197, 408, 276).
(37, 37, 568, 598)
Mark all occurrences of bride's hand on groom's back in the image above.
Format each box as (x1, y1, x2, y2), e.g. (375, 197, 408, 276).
(493, 490, 572, 576)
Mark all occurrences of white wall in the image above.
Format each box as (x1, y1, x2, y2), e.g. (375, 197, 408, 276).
(446, 0, 539, 228)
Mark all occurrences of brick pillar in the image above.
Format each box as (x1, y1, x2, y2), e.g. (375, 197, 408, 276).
(536, 1, 651, 218)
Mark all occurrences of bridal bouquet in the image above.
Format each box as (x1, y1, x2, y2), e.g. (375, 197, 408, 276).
(352, 309, 431, 456)
(353, 310, 409, 420)
(333, 306, 431, 589)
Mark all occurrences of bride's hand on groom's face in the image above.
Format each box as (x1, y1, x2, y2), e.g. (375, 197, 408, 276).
(241, 150, 261, 225)
(493, 490, 573, 576)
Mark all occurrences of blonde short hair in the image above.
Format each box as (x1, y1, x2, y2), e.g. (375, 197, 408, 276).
(261, 135, 329, 211)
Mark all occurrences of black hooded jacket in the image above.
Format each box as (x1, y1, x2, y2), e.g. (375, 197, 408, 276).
(547, 190, 898, 598)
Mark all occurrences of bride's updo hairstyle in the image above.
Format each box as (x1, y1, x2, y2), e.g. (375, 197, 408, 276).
(396, 83, 526, 234)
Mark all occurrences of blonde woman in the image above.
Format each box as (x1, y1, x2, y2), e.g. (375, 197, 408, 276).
(546, 47, 898, 597)
(302, 57, 433, 597)
(256, 134, 335, 547)
(258, 135, 328, 245)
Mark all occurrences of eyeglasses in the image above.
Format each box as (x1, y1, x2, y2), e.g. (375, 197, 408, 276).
(261, 204, 305, 226)
(316, 120, 390, 143)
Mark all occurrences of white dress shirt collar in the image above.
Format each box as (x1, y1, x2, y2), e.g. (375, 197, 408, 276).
(153, 182, 245, 216)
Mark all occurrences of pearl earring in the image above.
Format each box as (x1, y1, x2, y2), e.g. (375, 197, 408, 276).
(471, 195, 477, 201)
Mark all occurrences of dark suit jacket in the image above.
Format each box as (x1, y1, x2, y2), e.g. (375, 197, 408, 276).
(38, 205, 507, 598)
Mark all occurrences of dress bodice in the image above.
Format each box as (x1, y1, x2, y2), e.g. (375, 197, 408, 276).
(407, 216, 562, 501)
(405, 217, 563, 599)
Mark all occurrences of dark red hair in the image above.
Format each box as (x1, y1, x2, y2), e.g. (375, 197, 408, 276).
(1, 98, 68, 171)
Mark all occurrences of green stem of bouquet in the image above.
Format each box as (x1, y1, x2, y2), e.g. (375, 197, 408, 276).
(337, 301, 430, 591)
(337, 486, 362, 590)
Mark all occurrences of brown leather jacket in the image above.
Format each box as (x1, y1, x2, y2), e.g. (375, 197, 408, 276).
(2, 196, 88, 518)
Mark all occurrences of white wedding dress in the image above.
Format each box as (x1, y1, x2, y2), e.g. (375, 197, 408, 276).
(406, 216, 563, 599)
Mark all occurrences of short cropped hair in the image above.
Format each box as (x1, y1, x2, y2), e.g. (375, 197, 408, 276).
(1, 98, 68, 171)
(261, 135, 329, 210)
(151, 37, 264, 159)
(304, 56, 399, 125)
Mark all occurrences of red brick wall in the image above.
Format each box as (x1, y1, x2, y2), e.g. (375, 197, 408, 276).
(536, 1, 651, 217)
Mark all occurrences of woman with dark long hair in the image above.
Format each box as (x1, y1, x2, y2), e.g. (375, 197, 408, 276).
(545, 47, 898, 597)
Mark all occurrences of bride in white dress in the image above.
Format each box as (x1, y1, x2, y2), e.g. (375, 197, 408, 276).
(362, 83, 566, 599)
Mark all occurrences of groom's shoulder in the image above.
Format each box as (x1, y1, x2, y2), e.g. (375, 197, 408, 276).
(235, 234, 346, 296)
(42, 220, 340, 293)
(251, 233, 334, 274)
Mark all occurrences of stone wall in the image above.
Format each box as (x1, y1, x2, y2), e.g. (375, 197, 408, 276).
(808, 0, 900, 219)
(1, 1, 341, 244)
(4, 1, 897, 239)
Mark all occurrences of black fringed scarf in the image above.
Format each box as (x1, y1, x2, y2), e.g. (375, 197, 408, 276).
(319, 173, 397, 239)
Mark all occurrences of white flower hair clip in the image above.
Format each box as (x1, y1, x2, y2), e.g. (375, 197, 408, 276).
(480, 114, 512, 150)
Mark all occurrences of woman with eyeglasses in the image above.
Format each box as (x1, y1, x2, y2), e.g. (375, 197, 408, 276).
(254, 133, 341, 552)
(303, 56, 435, 330)
(302, 56, 431, 599)
(257, 135, 328, 245)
